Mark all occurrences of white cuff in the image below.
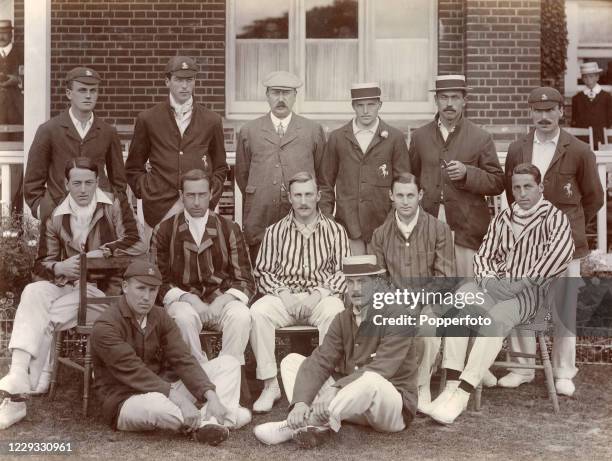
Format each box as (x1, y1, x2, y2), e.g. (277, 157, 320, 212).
(163, 287, 190, 306)
(225, 288, 248, 305)
(314, 287, 331, 299)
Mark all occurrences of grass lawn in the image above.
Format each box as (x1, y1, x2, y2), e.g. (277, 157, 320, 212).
(0, 364, 611, 461)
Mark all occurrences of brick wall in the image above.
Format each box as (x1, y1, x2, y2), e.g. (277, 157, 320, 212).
(464, 0, 541, 126)
(50, 0, 226, 125)
(438, 0, 465, 76)
(13, 0, 23, 45)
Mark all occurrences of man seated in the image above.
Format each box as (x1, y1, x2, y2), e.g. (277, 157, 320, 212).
(152, 169, 254, 369)
(428, 163, 574, 425)
(370, 172, 457, 414)
(253, 255, 418, 448)
(250, 171, 350, 413)
(0, 157, 145, 429)
(92, 261, 250, 445)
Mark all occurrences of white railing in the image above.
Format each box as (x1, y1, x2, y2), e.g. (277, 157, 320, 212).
(1, 147, 610, 251)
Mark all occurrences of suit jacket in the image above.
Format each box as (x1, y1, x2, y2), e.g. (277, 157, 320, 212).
(0, 42, 23, 126)
(408, 116, 504, 251)
(152, 211, 255, 304)
(571, 90, 612, 148)
(125, 100, 228, 227)
(235, 113, 326, 245)
(291, 305, 419, 424)
(24, 110, 127, 223)
(92, 296, 216, 427)
(505, 129, 604, 258)
(319, 119, 411, 242)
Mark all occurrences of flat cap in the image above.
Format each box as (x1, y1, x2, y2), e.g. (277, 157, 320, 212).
(124, 260, 162, 286)
(351, 82, 382, 101)
(165, 56, 198, 77)
(528, 87, 563, 110)
(65, 67, 101, 85)
(262, 71, 302, 89)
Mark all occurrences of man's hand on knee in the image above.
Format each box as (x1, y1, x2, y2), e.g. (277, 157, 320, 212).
(180, 293, 211, 323)
(298, 292, 321, 321)
(311, 387, 338, 422)
(203, 390, 229, 424)
(287, 402, 310, 430)
(169, 387, 200, 431)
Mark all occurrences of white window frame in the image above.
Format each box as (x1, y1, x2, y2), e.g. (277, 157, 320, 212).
(226, 0, 437, 120)
(565, 0, 612, 96)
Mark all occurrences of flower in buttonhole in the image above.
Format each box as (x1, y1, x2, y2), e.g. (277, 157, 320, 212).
(380, 130, 389, 139)
(27, 239, 37, 247)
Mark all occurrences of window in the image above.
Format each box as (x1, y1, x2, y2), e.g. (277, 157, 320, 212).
(565, 0, 612, 95)
(226, 0, 437, 119)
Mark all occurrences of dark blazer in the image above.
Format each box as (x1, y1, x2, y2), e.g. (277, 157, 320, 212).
(291, 305, 419, 424)
(125, 100, 228, 228)
(571, 90, 612, 148)
(235, 113, 326, 246)
(24, 110, 126, 222)
(408, 116, 504, 251)
(319, 119, 411, 242)
(92, 297, 216, 427)
(505, 129, 604, 259)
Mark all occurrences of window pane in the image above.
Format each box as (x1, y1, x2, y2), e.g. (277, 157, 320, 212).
(305, 41, 358, 100)
(235, 0, 289, 38)
(306, 0, 358, 39)
(577, 1, 612, 43)
(374, 0, 430, 39)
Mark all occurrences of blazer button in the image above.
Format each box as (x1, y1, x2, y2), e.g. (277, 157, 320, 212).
(273, 181, 277, 185)
(354, 366, 359, 370)
(275, 164, 280, 167)
(179, 151, 183, 155)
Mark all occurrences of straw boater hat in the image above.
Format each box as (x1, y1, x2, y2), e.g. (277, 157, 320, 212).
(342, 255, 386, 277)
(580, 62, 604, 76)
(351, 83, 382, 101)
(429, 75, 472, 92)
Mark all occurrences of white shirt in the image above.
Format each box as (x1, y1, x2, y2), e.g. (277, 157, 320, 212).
(395, 208, 419, 242)
(437, 118, 456, 142)
(270, 111, 292, 135)
(69, 107, 94, 139)
(353, 117, 379, 153)
(169, 94, 193, 136)
(184, 208, 209, 246)
(0, 42, 13, 58)
(532, 129, 560, 178)
(293, 213, 320, 240)
(583, 84, 602, 100)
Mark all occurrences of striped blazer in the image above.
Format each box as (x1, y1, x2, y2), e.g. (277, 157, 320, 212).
(35, 190, 146, 283)
(474, 199, 574, 320)
(255, 211, 350, 295)
(152, 211, 255, 304)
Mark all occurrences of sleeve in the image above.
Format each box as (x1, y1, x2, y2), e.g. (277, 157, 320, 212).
(313, 124, 329, 211)
(235, 127, 250, 195)
(207, 117, 229, 210)
(391, 129, 411, 178)
(370, 227, 387, 271)
(407, 134, 421, 179)
(607, 92, 612, 128)
(33, 217, 63, 282)
(433, 222, 456, 278)
(577, 146, 605, 225)
(253, 225, 286, 294)
(320, 223, 350, 294)
(23, 124, 52, 218)
(151, 220, 175, 302)
(290, 315, 345, 406)
(224, 220, 256, 302)
(102, 198, 147, 256)
(318, 131, 339, 217)
(460, 133, 505, 196)
(474, 213, 505, 286)
(571, 94, 579, 127)
(504, 145, 519, 207)
(124, 115, 150, 199)
(106, 125, 128, 195)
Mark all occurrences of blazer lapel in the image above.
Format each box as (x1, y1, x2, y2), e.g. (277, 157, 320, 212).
(279, 115, 300, 148)
(363, 120, 387, 157)
(60, 110, 84, 143)
(521, 131, 535, 163)
(262, 114, 280, 145)
(82, 117, 100, 143)
(342, 122, 364, 161)
(546, 130, 570, 173)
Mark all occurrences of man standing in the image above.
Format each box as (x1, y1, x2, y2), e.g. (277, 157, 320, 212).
(92, 260, 250, 444)
(409, 75, 504, 276)
(24, 67, 127, 223)
(152, 169, 253, 370)
(571, 62, 612, 149)
(319, 83, 411, 255)
(253, 255, 418, 448)
(126, 56, 228, 244)
(235, 71, 327, 262)
(428, 163, 574, 425)
(370, 173, 456, 413)
(0, 158, 145, 430)
(250, 172, 349, 413)
(504, 87, 604, 396)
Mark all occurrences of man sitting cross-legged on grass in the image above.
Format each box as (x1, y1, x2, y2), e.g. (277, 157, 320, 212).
(91, 260, 251, 445)
(253, 255, 419, 448)
(428, 163, 574, 425)
(0, 157, 146, 430)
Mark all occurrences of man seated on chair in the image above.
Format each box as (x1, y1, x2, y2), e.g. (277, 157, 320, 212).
(151, 169, 254, 370)
(249, 171, 350, 413)
(369, 172, 457, 415)
(427, 163, 574, 425)
(253, 255, 419, 448)
(0, 157, 146, 430)
(91, 260, 250, 445)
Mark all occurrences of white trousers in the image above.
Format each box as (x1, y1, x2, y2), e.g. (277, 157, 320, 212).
(166, 300, 251, 365)
(7, 280, 105, 389)
(116, 355, 242, 431)
(455, 244, 476, 278)
(441, 283, 523, 387)
(506, 259, 582, 379)
(280, 353, 405, 433)
(250, 294, 345, 380)
(348, 239, 367, 256)
(415, 305, 442, 388)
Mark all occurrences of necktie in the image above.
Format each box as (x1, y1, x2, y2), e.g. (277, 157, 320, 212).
(277, 123, 285, 137)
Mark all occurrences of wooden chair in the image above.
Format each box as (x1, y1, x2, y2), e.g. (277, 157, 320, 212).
(601, 127, 612, 149)
(564, 126, 595, 151)
(48, 254, 133, 415)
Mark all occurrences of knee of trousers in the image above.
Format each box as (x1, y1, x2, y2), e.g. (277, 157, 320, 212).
(17, 281, 58, 309)
(280, 353, 306, 375)
(212, 354, 242, 374)
(343, 371, 388, 396)
(318, 297, 345, 318)
(224, 302, 251, 329)
(167, 302, 200, 327)
(249, 296, 280, 321)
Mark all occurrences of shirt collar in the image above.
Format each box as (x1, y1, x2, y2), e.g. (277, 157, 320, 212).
(583, 84, 602, 96)
(169, 93, 193, 114)
(270, 111, 292, 129)
(184, 208, 209, 224)
(292, 210, 320, 230)
(53, 188, 113, 217)
(395, 207, 419, 236)
(352, 117, 380, 135)
(534, 128, 560, 146)
(1, 42, 13, 56)
(68, 106, 94, 129)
